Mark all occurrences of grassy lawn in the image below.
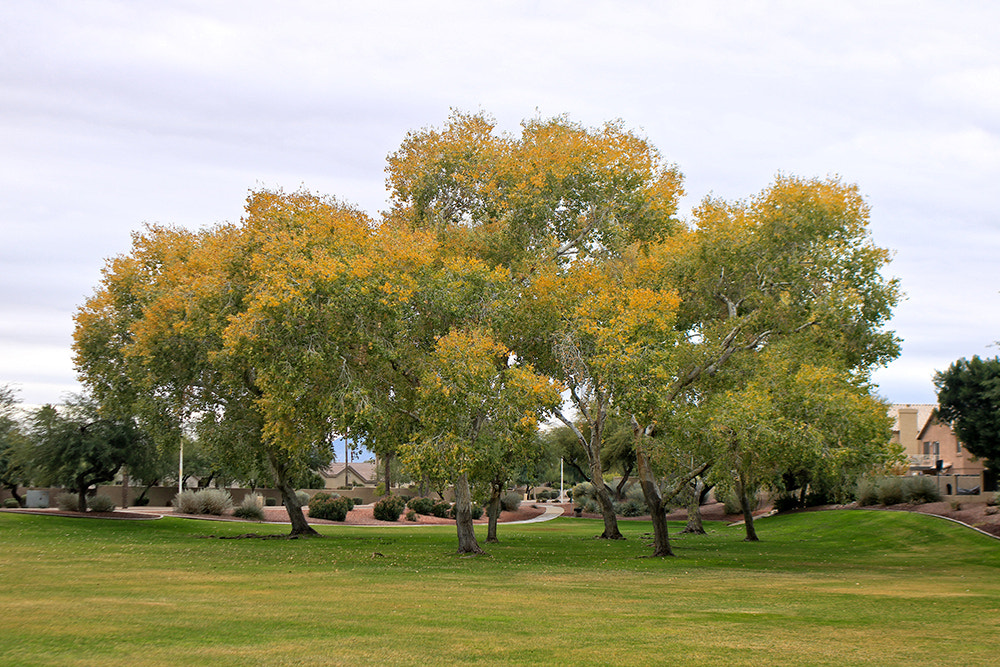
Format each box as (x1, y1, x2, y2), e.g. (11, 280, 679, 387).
(1, 510, 998, 666)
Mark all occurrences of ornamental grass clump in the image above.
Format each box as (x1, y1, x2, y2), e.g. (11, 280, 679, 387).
(877, 476, 906, 506)
(232, 495, 265, 521)
(373, 495, 407, 521)
(903, 476, 942, 504)
(173, 489, 233, 515)
(56, 492, 79, 511)
(500, 491, 522, 512)
(87, 494, 115, 512)
(856, 477, 880, 506)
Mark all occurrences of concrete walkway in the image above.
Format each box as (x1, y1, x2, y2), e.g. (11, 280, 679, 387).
(505, 504, 565, 524)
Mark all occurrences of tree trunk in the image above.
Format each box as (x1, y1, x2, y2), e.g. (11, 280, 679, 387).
(615, 462, 634, 501)
(589, 455, 623, 539)
(454, 472, 485, 555)
(555, 398, 621, 540)
(486, 490, 501, 543)
(77, 483, 89, 514)
(737, 476, 759, 542)
(268, 451, 319, 537)
(681, 477, 706, 535)
(634, 426, 673, 557)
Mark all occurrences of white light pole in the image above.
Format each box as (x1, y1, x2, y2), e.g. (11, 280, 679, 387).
(560, 458, 565, 502)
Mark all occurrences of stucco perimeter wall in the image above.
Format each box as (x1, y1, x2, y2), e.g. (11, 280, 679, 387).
(0, 484, 444, 508)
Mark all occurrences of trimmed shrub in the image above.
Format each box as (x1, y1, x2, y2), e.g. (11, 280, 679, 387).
(352, 497, 364, 506)
(87, 494, 115, 512)
(232, 495, 265, 521)
(373, 495, 407, 521)
(294, 490, 310, 507)
(407, 497, 435, 515)
(431, 501, 452, 518)
(405, 508, 418, 522)
(3, 498, 19, 508)
(265, 497, 278, 506)
(500, 491, 522, 512)
(856, 477, 879, 506)
(309, 492, 334, 505)
(56, 492, 79, 511)
(449, 502, 483, 520)
(903, 476, 942, 504)
(877, 476, 906, 506)
(308, 495, 352, 521)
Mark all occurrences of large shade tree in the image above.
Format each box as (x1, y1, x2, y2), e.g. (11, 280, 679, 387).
(386, 111, 685, 539)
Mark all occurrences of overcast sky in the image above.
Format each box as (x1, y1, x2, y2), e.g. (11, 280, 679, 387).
(3, 0, 999, 410)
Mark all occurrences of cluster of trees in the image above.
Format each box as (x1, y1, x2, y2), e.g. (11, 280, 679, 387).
(67, 111, 903, 555)
(935, 355, 1000, 472)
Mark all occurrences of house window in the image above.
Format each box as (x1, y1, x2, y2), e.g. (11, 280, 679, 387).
(957, 442, 963, 454)
(923, 442, 940, 456)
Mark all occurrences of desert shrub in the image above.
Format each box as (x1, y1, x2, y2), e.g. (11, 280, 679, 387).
(855, 477, 880, 506)
(405, 508, 418, 521)
(309, 495, 352, 521)
(232, 495, 265, 521)
(352, 497, 364, 506)
(56, 492, 79, 511)
(903, 476, 942, 504)
(133, 496, 150, 506)
(583, 498, 599, 514)
(407, 497, 435, 515)
(536, 488, 559, 500)
(3, 498, 19, 508)
(877, 476, 906, 505)
(294, 490, 310, 506)
(87, 494, 115, 512)
(987, 493, 998, 507)
(500, 491, 522, 512)
(265, 497, 277, 506)
(373, 495, 407, 521)
(309, 492, 334, 505)
(431, 501, 452, 518)
(623, 482, 646, 504)
(614, 499, 647, 517)
(570, 482, 595, 504)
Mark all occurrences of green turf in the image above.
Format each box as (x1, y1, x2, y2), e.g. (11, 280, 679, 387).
(1, 510, 997, 666)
